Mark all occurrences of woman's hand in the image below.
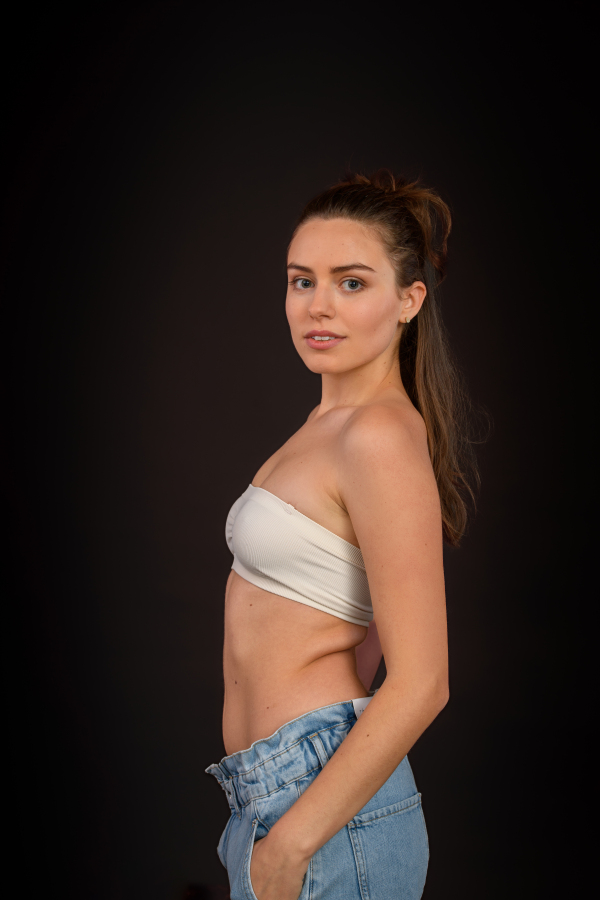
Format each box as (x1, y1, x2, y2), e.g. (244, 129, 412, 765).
(249, 832, 309, 900)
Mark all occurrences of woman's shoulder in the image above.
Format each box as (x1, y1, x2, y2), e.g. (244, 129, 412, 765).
(338, 398, 430, 468)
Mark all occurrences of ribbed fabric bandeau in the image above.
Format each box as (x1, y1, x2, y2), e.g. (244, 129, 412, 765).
(226, 484, 372, 626)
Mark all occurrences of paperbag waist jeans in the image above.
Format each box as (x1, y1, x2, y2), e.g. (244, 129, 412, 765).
(206, 699, 429, 899)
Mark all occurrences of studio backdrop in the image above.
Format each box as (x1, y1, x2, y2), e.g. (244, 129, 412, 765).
(2, 4, 591, 899)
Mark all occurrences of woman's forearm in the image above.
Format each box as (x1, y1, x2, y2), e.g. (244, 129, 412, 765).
(267, 677, 449, 862)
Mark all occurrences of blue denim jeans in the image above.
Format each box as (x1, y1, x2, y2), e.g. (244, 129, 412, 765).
(205, 699, 429, 899)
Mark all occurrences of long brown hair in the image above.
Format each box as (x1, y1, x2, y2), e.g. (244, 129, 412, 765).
(293, 169, 480, 546)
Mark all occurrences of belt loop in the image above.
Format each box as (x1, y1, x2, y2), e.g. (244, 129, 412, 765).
(309, 733, 330, 769)
(223, 776, 241, 818)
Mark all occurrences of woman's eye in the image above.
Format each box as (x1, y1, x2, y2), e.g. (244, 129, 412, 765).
(290, 277, 313, 290)
(342, 279, 362, 292)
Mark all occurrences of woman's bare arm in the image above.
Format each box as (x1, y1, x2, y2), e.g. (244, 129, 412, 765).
(260, 403, 449, 863)
(355, 620, 382, 690)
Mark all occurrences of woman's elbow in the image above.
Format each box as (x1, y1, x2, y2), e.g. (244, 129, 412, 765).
(423, 676, 450, 716)
(435, 683, 450, 712)
(385, 672, 449, 713)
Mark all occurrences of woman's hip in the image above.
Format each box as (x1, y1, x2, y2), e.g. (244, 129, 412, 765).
(205, 698, 429, 899)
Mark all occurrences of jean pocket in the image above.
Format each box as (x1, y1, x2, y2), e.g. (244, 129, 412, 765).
(348, 792, 429, 900)
(238, 815, 312, 900)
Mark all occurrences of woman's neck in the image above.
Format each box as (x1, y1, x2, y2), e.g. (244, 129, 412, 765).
(316, 354, 406, 416)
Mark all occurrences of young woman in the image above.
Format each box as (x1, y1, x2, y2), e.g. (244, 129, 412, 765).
(206, 170, 477, 900)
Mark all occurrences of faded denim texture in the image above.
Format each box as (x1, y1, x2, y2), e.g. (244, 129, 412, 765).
(206, 700, 429, 899)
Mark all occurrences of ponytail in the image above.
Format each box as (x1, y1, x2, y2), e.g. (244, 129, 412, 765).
(293, 169, 479, 546)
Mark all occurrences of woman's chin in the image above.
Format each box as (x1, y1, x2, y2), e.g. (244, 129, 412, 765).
(302, 356, 350, 375)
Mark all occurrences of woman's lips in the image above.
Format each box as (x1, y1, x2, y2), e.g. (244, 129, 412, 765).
(304, 332, 346, 350)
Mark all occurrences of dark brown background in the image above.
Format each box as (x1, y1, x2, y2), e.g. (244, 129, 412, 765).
(2, 3, 592, 898)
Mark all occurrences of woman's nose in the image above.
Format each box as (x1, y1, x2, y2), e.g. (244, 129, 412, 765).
(308, 286, 335, 319)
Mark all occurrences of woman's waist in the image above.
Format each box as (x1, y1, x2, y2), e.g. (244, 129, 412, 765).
(222, 658, 368, 756)
(210, 689, 421, 824)
(209, 699, 360, 805)
(224, 576, 368, 665)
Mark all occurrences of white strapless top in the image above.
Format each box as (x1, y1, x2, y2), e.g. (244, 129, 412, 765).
(225, 484, 372, 626)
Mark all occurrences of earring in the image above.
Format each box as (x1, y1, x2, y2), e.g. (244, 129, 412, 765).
(405, 317, 411, 324)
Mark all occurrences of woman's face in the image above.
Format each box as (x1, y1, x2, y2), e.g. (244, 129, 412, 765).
(286, 217, 406, 376)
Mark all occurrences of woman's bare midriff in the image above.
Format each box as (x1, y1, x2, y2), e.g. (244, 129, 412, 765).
(223, 569, 369, 756)
(220, 401, 404, 756)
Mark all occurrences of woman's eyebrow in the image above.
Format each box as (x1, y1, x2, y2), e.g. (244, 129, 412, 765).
(330, 263, 375, 273)
(287, 263, 314, 272)
(287, 262, 376, 273)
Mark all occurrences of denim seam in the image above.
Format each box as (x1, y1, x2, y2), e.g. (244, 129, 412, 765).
(308, 732, 330, 768)
(353, 795, 421, 826)
(224, 718, 354, 780)
(222, 776, 242, 818)
(419, 803, 430, 853)
(254, 803, 269, 834)
(235, 763, 322, 809)
(348, 822, 370, 900)
(243, 806, 259, 900)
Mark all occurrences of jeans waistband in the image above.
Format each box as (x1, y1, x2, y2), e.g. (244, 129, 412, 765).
(205, 699, 364, 815)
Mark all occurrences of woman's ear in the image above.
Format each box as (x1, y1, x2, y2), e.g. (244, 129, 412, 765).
(400, 281, 427, 323)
